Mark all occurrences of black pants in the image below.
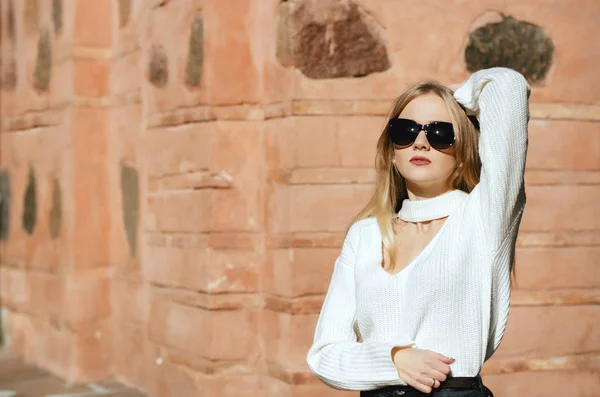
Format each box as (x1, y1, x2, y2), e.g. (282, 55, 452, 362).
(359, 375, 493, 397)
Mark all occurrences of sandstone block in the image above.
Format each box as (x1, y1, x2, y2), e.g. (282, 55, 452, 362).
(289, 184, 373, 232)
(514, 247, 600, 290)
(148, 299, 258, 360)
(73, 58, 109, 97)
(497, 305, 600, 357)
(527, 120, 600, 171)
(521, 186, 600, 232)
(73, 0, 112, 47)
(203, 0, 260, 105)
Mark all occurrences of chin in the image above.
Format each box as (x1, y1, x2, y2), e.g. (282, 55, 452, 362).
(402, 172, 452, 185)
(402, 175, 437, 184)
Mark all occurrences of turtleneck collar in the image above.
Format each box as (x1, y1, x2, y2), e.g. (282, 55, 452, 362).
(397, 189, 469, 222)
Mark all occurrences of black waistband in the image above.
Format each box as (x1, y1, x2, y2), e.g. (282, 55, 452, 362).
(363, 375, 482, 395)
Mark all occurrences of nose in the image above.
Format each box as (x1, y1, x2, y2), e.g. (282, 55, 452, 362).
(412, 129, 430, 149)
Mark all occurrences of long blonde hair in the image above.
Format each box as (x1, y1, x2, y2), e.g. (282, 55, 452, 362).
(350, 80, 497, 275)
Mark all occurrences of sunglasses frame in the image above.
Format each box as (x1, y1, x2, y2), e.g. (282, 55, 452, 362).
(388, 118, 456, 150)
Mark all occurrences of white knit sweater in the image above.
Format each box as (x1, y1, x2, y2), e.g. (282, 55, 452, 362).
(306, 67, 530, 391)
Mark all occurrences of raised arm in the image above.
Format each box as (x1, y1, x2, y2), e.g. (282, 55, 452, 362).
(306, 221, 416, 391)
(454, 67, 530, 252)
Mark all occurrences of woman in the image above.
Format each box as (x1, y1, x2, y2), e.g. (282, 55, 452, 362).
(306, 67, 530, 397)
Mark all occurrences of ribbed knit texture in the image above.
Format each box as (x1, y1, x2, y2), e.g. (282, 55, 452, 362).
(398, 189, 469, 222)
(306, 67, 530, 391)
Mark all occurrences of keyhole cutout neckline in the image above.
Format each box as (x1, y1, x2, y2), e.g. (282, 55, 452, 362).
(378, 189, 469, 277)
(397, 189, 469, 222)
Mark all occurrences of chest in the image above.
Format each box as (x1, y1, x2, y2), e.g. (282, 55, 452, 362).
(383, 218, 447, 274)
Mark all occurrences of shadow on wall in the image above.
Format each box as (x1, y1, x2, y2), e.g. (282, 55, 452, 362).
(0, 170, 9, 346)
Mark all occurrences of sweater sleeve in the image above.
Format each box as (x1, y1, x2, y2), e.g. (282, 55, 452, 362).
(453, 67, 530, 252)
(306, 222, 416, 391)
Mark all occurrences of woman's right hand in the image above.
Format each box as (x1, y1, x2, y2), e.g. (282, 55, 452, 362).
(392, 347, 455, 393)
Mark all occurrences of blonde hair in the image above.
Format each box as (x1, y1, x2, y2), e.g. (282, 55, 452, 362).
(348, 80, 514, 277)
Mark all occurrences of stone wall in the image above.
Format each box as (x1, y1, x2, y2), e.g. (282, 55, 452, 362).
(0, 1, 598, 396)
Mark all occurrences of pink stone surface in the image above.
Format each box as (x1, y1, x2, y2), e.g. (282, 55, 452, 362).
(0, 0, 598, 396)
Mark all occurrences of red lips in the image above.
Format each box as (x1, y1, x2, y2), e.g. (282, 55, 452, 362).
(410, 155, 431, 164)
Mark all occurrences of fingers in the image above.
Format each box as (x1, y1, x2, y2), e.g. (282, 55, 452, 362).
(412, 366, 448, 392)
(397, 350, 457, 394)
(428, 368, 447, 384)
(429, 351, 454, 380)
(415, 374, 438, 393)
(399, 371, 432, 394)
(430, 359, 452, 377)
(433, 351, 455, 364)
(406, 378, 432, 394)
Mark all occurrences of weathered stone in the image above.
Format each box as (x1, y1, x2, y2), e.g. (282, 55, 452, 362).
(276, 0, 390, 79)
(465, 14, 554, 83)
(185, 14, 203, 87)
(52, 0, 62, 34)
(148, 44, 168, 88)
(33, 28, 52, 92)
(119, 0, 131, 28)
(147, 0, 167, 8)
(22, 167, 36, 235)
(0, 171, 11, 241)
(2, 57, 17, 91)
(23, 0, 39, 33)
(7, 0, 15, 41)
(121, 164, 139, 256)
(275, 2, 294, 67)
(49, 178, 61, 239)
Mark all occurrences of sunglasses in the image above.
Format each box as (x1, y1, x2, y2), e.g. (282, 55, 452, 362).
(388, 118, 456, 150)
(388, 115, 479, 150)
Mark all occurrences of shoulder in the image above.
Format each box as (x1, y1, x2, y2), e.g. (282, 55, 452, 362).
(346, 217, 379, 246)
(348, 216, 378, 233)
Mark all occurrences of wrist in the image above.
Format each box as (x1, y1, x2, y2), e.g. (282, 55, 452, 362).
(391, 345, 411, 362)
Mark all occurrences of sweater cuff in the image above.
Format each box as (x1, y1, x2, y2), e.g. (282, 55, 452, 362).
(380, 340, 417, 381)
(454, 67, 528, 112)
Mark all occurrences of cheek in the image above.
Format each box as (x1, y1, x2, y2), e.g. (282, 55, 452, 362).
(438, 156, 458, 175)
(394, 148, 412, 163)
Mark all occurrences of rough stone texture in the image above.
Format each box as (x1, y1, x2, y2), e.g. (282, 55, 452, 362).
(52, 0, 62, 34)
(2, 57, 17, 91)
(0, 171, 10, 241)
(7, 0, 15, 41)
(276, 0, 390, 79)
(0, 350, 146, 395)
(21, 167, 36, 235)
(0, 0, 599, 395)
(121, 163, 139, 257)
(185, 13, 203, 87)
(148, 44, 168, 88)
(23, 0, 39, 34)
(49, 178, 61, 239)
(34, 28, 52, 92)
(465, 14, 554, 83)
(119, 0, 132, 28)
(73, 0, 112, 47)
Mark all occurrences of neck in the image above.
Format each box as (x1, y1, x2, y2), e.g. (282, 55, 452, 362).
(404, 181, 454, 201)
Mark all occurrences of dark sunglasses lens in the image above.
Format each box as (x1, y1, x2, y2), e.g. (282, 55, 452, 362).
(389, 119, 419, 146)
(427, 122, 455, 149)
